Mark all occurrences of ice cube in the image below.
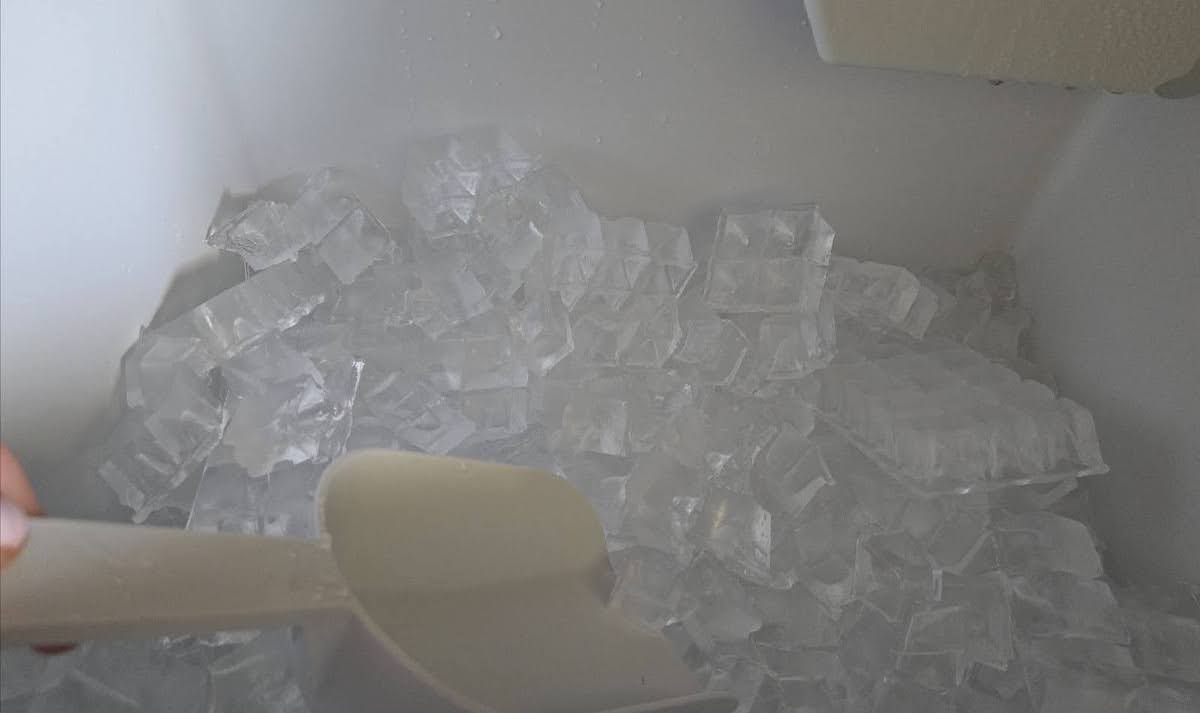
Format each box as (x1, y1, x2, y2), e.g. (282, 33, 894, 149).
(1022, 665, 1138, 713)
(220, 344, 361, 477)
(677, 557, 762, 643)
(535, 181, 606, 309)
(748, 584, 838, 648)
(639, 222, 697, 297)
(28, 640, 208, 713)
(965, 306, 1031, 362)
(837, 603, 901, 683)
(1126, 683, 1200, 713)
(355, 371, 474, 454)
(1010, 571, 1128, 642)
(188, 459, 322, 538)
(402, 129, 538, 238)
(756, 294, 836, 380)
(549, 390, 628, 456)
(558, 453, 630, 535)
(926, 508, 991, 574)
(315, 206, 393, 284)
(122, 323, 215, 410)
(455, 388, 529, 442)
(207, 199, 296, 270)
(706, 657, 769, 713)
(893, 650, 961, 693)
(756, 425, 831, 519)
(97, 373, 225, 520)
(897, 283, 939, 339)
(207, 631, 307, 713)
(220, 332, 324, 397)
(507, 289, 573, 375)
(872, 676, 956, 713)
(175, 253, 336, 362)
(667, 319, 750, 386)
(826, 256, 925, 334)
(475, 186, 546, 276)
(800, 552, 857, 614)
(452, 426, 559, 473)
(208, 169, 360, 271)
(574, 217, 653, 311)
(703, 206, 833, 313)
(690, 488, 772, 583)
(426, 315, 529, 392)
(608, 546, 686, 629)
(140, 369, 226, 469)
(1124, 608, 1200, 683)
(570, 304, 637, 367)
(407, 259, 493, 338)
(622, 451, 707, 558)
(938, 573, 1014, 669)
(994, 511, 1103, 578)
(1, 647, 47, 711)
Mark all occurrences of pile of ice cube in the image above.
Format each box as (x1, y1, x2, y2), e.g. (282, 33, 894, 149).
(3, 129, 1197, 713)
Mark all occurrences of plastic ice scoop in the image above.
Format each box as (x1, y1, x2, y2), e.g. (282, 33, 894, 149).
(0, 450, 733, 713)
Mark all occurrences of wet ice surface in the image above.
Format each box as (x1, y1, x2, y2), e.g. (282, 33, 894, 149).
(4, 130, 1194, 713)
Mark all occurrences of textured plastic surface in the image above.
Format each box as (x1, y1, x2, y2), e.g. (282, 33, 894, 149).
(805, 0, 1200, 94)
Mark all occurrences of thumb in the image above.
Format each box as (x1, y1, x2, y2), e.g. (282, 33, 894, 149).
(0, 497, 31, 569)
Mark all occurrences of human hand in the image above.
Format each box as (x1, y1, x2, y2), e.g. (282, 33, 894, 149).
(1, 443, 75, 652)
(1, 443, 42, 570)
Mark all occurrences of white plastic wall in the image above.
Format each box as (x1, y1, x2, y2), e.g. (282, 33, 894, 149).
(1, 1, 1196, 578)
(1014, 94, 1200, 584)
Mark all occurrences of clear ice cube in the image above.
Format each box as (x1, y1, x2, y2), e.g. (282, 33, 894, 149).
(355, 370, 475, 454)
(455, 388, 529, 442)
(207, 631, 308, 713)
(1124, 609, 1200, 683)
(557, 453, 630, 535)
(756, 294, 836, 380)
(1010, 571, 1128, 642)
(667, 319, 750, 386)
(177, 253, 335, 362)
(756, 424, 830, 519)
(122, 323, 215, 410)
(678, 556, 763, 644)
(703, 206, 834, 313)
(994, 511, 1103, 578)
(748, 584, 838, 648)
(690, 488, 772, 583)
(509, 289, 574, 375)
(827, 256, 925, 334)
(548, 390, 628, 456)
(608, 546, 686, 629)
(208, 168, 359, 271)
(315, 206, 393, 284)
(622, 451, 707, 559)
(402, 129, 538, 238)
(98, 373, 225, 520)
(27, 640, 208, 713)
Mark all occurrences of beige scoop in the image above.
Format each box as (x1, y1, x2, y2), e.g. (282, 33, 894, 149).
(0, 450, 734, 713)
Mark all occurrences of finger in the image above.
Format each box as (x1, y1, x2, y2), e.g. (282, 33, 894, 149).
(0, 444, 43, 515)
(0, 497, 31, 568)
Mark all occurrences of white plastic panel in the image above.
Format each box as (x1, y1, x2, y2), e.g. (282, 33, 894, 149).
(806, 0, 1200, 94)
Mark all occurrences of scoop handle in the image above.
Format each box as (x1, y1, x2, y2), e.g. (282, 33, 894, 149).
(0, 518, 350, 645)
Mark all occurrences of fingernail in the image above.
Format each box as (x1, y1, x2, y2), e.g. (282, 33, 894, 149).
(0, 498, 30, 550)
